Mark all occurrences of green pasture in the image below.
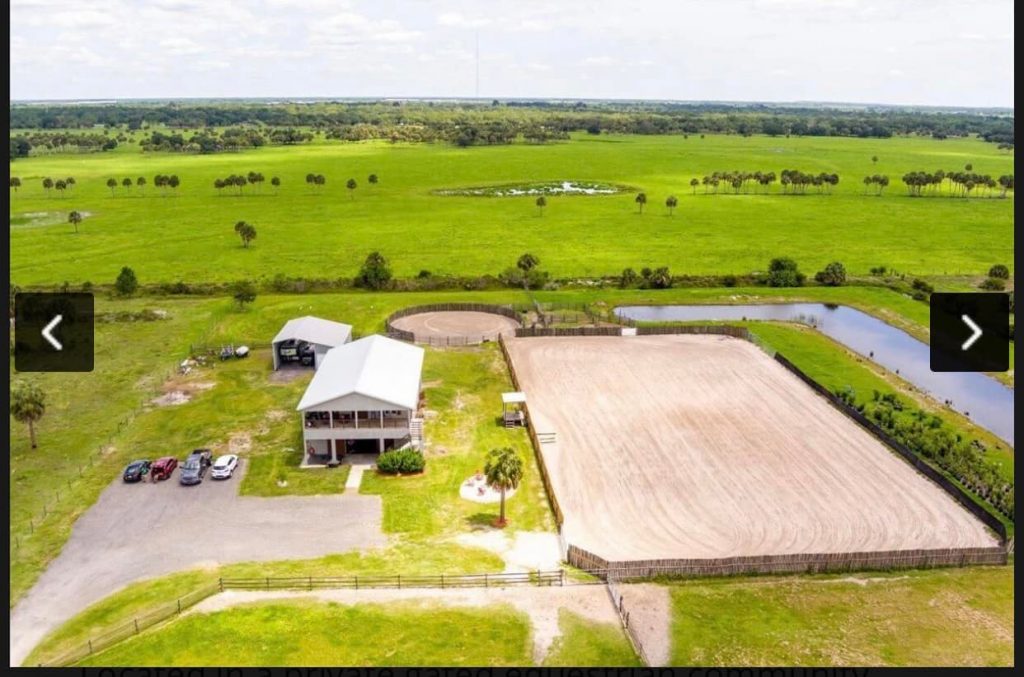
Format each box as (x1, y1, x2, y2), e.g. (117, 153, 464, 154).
(667, 564, 1013, 666)
(9, 134, 1013, 285)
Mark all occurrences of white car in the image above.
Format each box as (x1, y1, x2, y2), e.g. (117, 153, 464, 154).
(210, 454, 239, 479)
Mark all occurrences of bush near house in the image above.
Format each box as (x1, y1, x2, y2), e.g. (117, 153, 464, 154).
(376, 448, 425, 475)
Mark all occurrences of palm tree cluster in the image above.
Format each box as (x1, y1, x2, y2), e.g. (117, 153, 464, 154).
(214, 172, 270, 195)
(305, 173, 327, 191)
(862, 174, 890, 195)
(699, 171, 778, 194)
(901, 169, 1004, 198)
(233, 220, 257, 248)
(779, 169, 839, 194)
(153, 174, 180, 195)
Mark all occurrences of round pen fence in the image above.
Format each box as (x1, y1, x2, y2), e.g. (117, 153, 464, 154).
(386, 303, 523, 345)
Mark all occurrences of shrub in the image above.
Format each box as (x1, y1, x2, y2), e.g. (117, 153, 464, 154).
(115, 266, 139, 296)
(355, 251, 393, 290)
(911, 290, 929, 301)
(814, 261, 847, 286)
(979, 277, 1005, 291)
(869, 266, 888, 276)
(722, 274, 738, 287)
(766, 257, 805, 287)
(417, 269, 432, 279)
(646, 267, 672, 289)
(911, 278, 934, 293)
(376, 448, 425, 474)
(619, 268, 638, 288)
(988, 264, 1010, 279)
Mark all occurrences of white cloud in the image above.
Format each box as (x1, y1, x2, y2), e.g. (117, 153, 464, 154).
(8, 0, 1014, 106)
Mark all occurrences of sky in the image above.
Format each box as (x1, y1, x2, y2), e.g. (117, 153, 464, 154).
(8, 0, 1015, 107)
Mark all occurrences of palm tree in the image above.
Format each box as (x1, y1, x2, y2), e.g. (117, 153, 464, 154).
(136, 176, 146, 195)
(66, 177, 76, 192)
(68, 210, 83, 234)
(871, 155, 879, 165)
(106, 178, 117, 196)
(10, 380, 46, 449)
(271, 176, 281, 195)
(483, 447, 524, 527)
(535, 195, 547, 216)
(42, 177, 54, 196)
(665, 195, 678, 215)
(54, 179, 67, 198)
(516, 252, 539, 291)
(122, 177, 132, 192)
(689, 178, 699, 195)
(635, 192, 647, 214)
(9, 177, 21, 192)
(346, 178, 357, 198)
(368, 173, 379, 187)
(168, 175, 180, 193)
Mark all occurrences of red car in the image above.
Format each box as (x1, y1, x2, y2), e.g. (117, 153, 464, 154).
(150, 456, 178, 481)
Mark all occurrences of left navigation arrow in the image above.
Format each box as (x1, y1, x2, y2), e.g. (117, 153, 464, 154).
(42, 314, 63, 351)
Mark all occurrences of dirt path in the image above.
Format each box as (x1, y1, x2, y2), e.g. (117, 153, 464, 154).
(10, 462, 384, 666)
(618, 583, 672, 666)
(505, 335, 997, 562)
(190, 585, 620, 663)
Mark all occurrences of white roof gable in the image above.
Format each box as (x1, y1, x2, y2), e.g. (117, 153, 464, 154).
(297, 335, 424, 411)
(273, 316, 353, 348)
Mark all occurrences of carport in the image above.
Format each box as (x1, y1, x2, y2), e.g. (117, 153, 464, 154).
(272, 316, 353, 370)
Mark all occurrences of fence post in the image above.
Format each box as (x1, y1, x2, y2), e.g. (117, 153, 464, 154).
(218, 577, 224, 593)
(88, 640, 93, 655)
(485, 573, 489, 588)
(398, 574, 402, 590)
(441, 573, 445, 590)
(177, 599, 182, 614)
(308, 576, 312, 592)
(560, 569, 565, 587)
(355, 575, 359, 590)
(265, 577, 270, 591)
(134, 618, 140, 634)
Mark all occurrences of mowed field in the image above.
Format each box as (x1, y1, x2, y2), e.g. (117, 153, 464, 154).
(504, 335, 997, 561)
(9, 133, 1014, 285)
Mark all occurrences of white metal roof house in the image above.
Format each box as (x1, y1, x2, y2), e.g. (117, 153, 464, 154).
(297, 335, 425, 463)
(272, 316, 353, 370)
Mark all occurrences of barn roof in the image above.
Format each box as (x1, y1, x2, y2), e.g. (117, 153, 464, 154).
(297, 335, 424, 411)
(273, 316, 352, 348)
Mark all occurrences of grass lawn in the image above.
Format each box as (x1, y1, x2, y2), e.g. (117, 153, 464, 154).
(25, 542, 505, 666)
(360, 344, 556, 537)
(9, 134, 1013, 285)
(78, 599, 534, 666)
(543, 610, 641, 667)
(667, 564, 1014, 666)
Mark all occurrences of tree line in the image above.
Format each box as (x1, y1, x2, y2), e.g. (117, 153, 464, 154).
(10, 101, 1014, 146)
(901, 166, 1014, 198)
(10, 132, 117, 160)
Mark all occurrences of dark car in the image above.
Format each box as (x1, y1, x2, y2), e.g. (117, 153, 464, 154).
(123, 460, 151, 483)
(150, 456, 178, 481)
(179, 449, 213, 486)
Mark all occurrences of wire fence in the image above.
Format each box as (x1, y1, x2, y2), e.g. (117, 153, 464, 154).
(606, 578, 651, 666)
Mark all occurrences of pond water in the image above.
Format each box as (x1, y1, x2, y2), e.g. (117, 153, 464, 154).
(615, 303, 1014, 445)
(435, 181, 622, 197)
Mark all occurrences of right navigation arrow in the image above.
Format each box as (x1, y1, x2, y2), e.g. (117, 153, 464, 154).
(960, 314, 982, 351)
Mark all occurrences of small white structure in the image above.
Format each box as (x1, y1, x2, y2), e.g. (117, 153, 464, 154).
(502, 391, 527, 428)
(297, 335, 425, 463)
(272, 316, 353, 370)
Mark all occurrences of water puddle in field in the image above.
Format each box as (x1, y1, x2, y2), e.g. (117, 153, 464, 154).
(615, 303, 1014, 445)
(434, 181, 626, 197)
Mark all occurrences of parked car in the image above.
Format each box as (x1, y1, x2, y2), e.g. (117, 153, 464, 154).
(179, 449, 213, 485)
(211, 454, 239, 479)
(150, 456, 178, 481)
(122, 459, 151, 483)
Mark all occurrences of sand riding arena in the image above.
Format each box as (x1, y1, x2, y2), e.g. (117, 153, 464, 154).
(501, 330, 1006, 577)
(388, 304, 521, 346)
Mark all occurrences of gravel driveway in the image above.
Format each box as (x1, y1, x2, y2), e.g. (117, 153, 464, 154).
(10, 460, 384, 666)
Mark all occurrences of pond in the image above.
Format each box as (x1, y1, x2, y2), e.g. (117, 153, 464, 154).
(433, 181, 625, 197)
(614, 303, 1014, 445)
